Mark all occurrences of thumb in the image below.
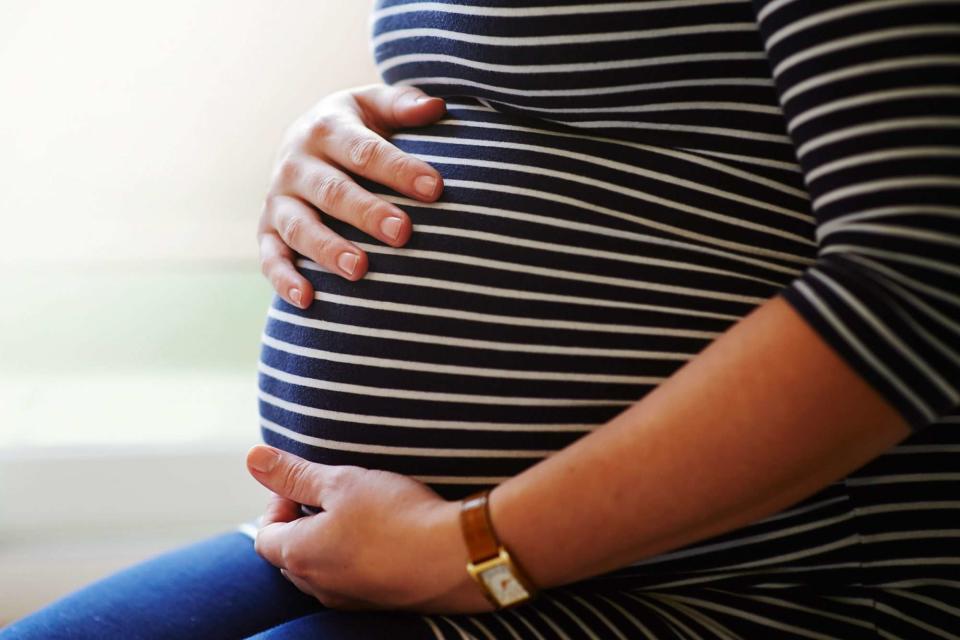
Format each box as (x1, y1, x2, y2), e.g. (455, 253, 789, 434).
(356, 85, 446, 130)
(246, 445, 329, 508)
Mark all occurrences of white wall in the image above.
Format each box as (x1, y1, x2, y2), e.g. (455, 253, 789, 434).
(0, 0, 379, 266)
(0, 0, 379, 625)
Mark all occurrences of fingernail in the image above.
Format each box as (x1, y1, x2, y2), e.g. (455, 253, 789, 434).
(406, 94, 432, 107)
(337, 251, 359, 276)
(380, 216, 403, 241)
(414, 175, 437, 198)
(401, 93, 423, 110)
(249, 446, 280, 473)
(289, 288, 302, 307)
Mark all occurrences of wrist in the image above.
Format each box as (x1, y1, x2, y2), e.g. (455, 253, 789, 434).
(460, 487, 540, 608)
(488, 480, 556, 590)
(413, 499, 494, 614)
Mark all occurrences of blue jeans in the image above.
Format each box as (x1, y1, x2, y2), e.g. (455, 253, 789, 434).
(0, 531, 434, 639)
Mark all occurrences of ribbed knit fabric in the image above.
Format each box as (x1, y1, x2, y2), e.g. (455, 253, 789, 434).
(249, 1, 960, 636)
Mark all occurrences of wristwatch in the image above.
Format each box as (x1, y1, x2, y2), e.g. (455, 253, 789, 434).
(459, 488, 538, 609)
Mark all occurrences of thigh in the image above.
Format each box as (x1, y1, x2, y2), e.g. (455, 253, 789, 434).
(247, 610, 436, 640)
(0, 531, 323, 640)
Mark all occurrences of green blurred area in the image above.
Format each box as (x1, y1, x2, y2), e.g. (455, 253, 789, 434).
(0, 265, 274, 449)
(0, 266, 272, 374)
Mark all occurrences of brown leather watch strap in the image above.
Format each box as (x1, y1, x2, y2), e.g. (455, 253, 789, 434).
(460, 488, 500, 563)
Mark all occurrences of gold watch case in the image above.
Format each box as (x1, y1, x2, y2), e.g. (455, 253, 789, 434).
(466, 547, 534, 608)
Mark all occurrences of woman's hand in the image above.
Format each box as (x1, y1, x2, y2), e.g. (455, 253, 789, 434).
(246, 445, 497, 614)
(258, 84, 447, 309)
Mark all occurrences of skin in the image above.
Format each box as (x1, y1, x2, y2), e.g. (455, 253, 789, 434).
(258, 83, 447, 308)
(248, 84, 914, 614)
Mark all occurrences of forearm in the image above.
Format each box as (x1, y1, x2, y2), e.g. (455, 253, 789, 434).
(489, 294, 912, 590)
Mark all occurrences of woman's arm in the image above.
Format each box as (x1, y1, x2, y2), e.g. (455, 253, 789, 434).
(489, 0, 960, 591)
(488, 292, 910, 590)
(488, 0, 960, 591)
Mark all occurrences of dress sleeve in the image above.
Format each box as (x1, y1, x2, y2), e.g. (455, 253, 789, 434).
(749, 0, 960, 431)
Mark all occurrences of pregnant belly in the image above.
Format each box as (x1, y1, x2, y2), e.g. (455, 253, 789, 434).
(258, 100, 815, 501)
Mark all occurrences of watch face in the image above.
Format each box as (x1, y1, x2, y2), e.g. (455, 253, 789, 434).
(481, 564, 530, 606)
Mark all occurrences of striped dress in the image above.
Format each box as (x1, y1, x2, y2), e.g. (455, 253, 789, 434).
(252, 1, 960, 637)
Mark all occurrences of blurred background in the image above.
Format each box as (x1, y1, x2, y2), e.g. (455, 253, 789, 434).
(0, 0, 377, 624)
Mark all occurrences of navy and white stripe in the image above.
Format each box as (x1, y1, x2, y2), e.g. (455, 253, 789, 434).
(251, 0, 960, 636)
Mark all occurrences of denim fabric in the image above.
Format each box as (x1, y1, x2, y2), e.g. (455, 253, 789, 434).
(0, 531, 433, 640)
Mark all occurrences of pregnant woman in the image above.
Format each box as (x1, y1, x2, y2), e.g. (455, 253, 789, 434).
(4, 0, 958, 638)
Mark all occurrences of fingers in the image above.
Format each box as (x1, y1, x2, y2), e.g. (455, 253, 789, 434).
(256, 517, 312, 573)
(257, 84, 448, 296)
(261, 492, 302, 528)
(345, 85, 445, 201)
(257, 514, 362, 610)
(286, 156, 415, 249)
(263, 193, 369, 282)
(323, 122, 443, 203)
(246, 445, 335, 507)
(353, 84, 447, 132)
(257, 229, 315, 308)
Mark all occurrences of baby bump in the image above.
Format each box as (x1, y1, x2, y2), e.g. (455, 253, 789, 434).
(257, 103, 814, 500)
